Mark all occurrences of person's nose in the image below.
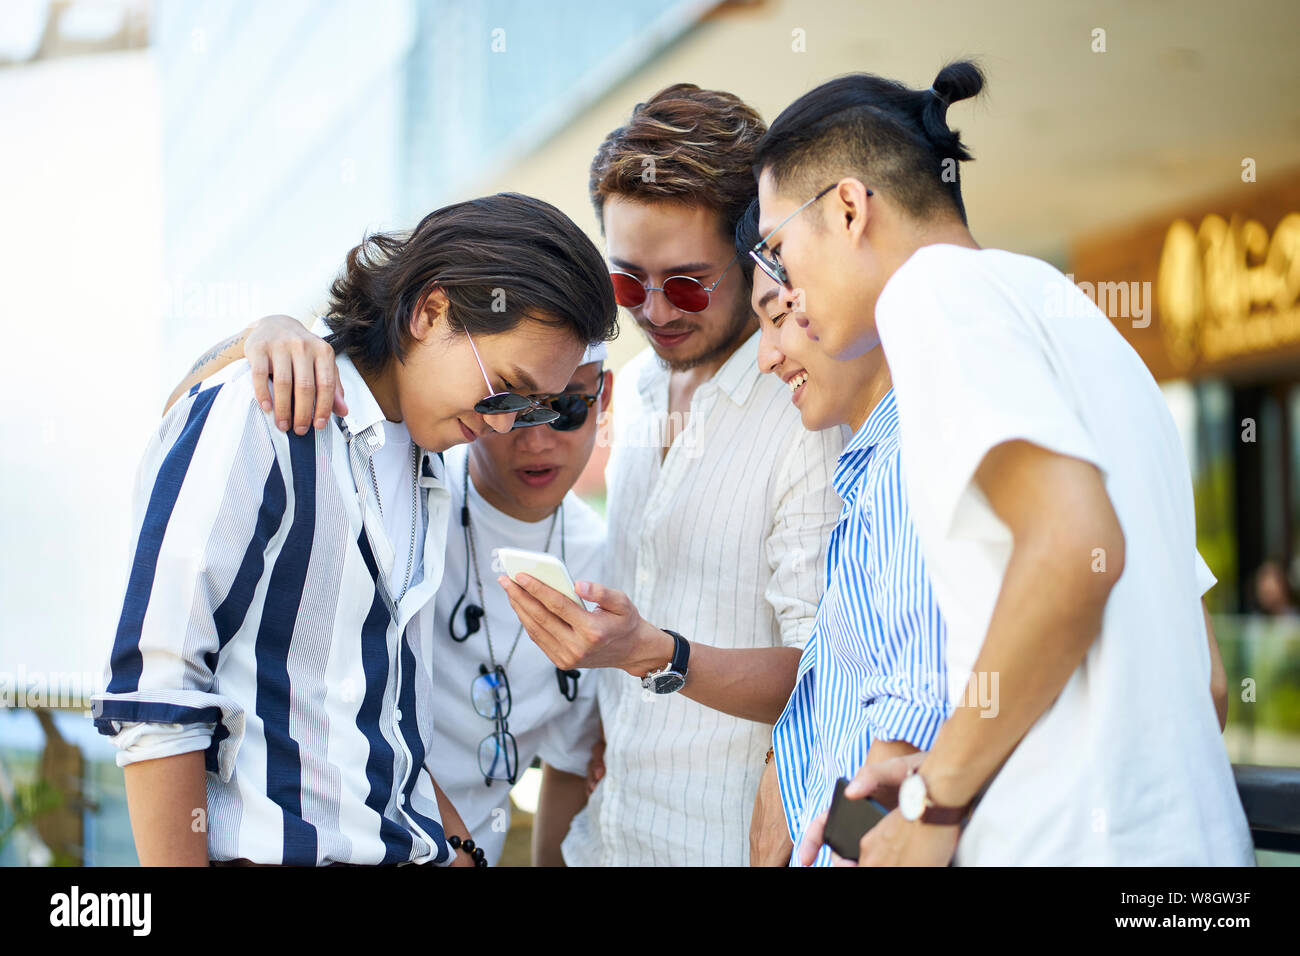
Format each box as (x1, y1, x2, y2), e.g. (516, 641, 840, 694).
(516, 418, 558, 451)
(641, 285, 683, 327)
(483, 410, 518, 434)
(757, 323, 785, 376)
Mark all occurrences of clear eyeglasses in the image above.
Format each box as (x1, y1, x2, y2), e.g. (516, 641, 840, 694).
(471, 663, 518, 785)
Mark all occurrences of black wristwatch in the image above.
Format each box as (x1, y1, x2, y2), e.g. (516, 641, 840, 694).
(641, 629, 689, 695)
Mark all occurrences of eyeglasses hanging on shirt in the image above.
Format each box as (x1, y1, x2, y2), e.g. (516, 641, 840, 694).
(448, 454, 581, 723)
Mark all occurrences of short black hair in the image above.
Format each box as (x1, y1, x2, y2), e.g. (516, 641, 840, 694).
(734, 197, 761, 260)
(325, 192, 618, 373)
(753, 60, 985, 226)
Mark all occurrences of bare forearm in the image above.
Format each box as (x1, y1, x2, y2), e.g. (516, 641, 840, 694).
(678, 640, 801, 724)
(123, 750, 210, 866)
(531, 763, 588, 866)
(432, 776, 475, 867)
(921, 536, 1114, 808)
(164, 327, 249, 414)
(749, 759, 793, 867)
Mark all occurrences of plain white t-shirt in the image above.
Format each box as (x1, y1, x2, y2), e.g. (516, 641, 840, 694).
(875, 243, 1253, 865)
(424, 444, 605, 865)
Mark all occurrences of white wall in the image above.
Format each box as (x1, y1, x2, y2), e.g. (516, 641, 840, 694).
(0, 50, 163, 680)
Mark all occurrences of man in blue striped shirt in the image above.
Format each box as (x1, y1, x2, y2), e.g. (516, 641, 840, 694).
(92, 195, 619, 866)
(738, 202, 951, 867)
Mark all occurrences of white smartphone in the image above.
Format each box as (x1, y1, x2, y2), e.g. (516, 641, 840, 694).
(493, 547, 583, 606)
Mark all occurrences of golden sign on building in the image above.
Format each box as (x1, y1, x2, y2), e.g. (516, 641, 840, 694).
(1157, 212, 1300, 371)
(1072, 172, 1300, 382)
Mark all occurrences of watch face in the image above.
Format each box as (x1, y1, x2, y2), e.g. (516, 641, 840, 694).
(899, 772, 926, 822)
(653, 673, 685, 694)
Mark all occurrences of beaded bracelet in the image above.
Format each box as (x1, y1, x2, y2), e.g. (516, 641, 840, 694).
(447, 834, 488, 867)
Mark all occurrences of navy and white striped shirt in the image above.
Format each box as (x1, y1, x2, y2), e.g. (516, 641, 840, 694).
(772, 390, 951, 866)
(92, 355, 454, 865)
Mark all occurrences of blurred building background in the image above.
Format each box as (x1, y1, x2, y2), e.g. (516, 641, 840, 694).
(1, 0, 1297, 865)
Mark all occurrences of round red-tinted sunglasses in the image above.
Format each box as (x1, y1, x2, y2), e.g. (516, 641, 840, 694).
(609, 255, 739, 313)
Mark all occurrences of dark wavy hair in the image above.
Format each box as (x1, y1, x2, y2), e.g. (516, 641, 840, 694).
(753, 61, 986, 225)
(324, 192, 618, 373)
(589, 83, 766, 260)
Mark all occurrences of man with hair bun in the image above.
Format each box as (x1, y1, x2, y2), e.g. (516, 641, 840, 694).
(752, 61, 1248, 866)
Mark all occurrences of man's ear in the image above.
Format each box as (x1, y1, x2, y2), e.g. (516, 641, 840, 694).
(836, 179, 873, 246)
(599, 370, 614, 417)
(411, 287, 449, 343)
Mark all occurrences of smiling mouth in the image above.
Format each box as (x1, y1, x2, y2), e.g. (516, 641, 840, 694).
(787, 370, 810, 404)
(643, 326, 694, 346)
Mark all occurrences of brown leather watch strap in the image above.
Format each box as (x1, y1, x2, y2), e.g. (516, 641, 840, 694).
(920, 802, 971, 826)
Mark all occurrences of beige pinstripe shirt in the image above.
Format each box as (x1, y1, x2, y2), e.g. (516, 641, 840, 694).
(563, 332, 847, 866)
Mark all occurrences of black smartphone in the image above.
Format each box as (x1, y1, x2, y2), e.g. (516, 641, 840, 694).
(823, 777, 890, 859)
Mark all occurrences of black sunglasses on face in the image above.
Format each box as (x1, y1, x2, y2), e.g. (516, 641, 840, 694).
(536, 371, 607, 432)
(465, 329, 560, 429)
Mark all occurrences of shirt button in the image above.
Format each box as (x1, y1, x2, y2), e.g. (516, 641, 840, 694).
(394, 708, 403, 721)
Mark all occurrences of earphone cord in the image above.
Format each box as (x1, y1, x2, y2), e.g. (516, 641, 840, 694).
(459, 452, 561, 674)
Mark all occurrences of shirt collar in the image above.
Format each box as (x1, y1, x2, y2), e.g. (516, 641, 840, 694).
(335, 352, 388, 439)
(635, 329, 762, 408)
(712, 330, 762, 406)
(832, 388, 899, 500)
(332, 349, 446, 485)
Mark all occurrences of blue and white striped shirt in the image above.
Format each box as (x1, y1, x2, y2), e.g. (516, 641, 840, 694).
(92, 354, 455, 865)
(772, 390, 951, 866)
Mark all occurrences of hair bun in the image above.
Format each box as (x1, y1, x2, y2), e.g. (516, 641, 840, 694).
(920, 59, 984, 161)
(930, 60, 985, 108)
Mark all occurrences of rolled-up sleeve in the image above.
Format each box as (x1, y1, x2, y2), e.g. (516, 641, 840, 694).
(764, 424, 849, 649)
(108, 721, 217, 768)
(92, 376, 284, 781)
(858, 452, 951, 750)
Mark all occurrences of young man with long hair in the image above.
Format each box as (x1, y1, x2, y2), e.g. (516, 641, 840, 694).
(94, 193, 617, 866)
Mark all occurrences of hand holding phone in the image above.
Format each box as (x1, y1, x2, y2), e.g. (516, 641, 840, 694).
(823, 777, 890, 860)
(493, 547, 583, 606)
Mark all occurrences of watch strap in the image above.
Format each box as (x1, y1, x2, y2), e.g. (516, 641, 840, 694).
(920, 803, 969, 826)
(663, 629, 689, 676)
(903, 768, 972, 826)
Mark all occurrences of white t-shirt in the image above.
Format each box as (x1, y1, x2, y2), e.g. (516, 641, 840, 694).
(369, 417, 421, 589)
(423, 444, 606, 865)
(875, 243, 1253, 865)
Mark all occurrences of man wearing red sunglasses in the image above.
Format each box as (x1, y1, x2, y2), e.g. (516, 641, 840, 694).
(500, 84, 846, 867)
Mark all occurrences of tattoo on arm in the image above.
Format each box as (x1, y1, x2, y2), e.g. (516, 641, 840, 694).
(188, 331, 247, 375)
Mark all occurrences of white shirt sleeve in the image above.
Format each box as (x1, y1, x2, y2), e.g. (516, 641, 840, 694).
(876, 248, 1104, 540)
(1195, 550, 1218, 597)
(535, 678, 603, 778)
(764, 423, 847, 649)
